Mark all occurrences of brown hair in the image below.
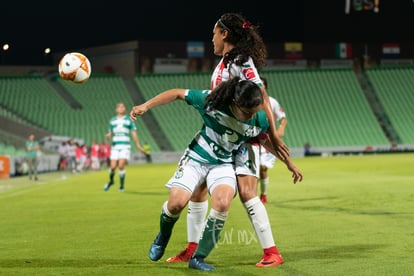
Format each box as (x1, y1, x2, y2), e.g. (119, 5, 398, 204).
(216, 13, 268, 69)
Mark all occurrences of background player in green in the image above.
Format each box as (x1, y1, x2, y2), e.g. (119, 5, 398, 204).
(104, 102, 146, 192)
(26, 133, 40, 181)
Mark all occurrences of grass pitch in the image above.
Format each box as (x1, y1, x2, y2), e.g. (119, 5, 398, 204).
(0, 153, 413, 275)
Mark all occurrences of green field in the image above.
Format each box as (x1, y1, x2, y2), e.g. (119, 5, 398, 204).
(1, 153, 413, 276)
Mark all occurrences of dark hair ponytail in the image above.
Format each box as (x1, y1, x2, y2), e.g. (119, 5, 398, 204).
(205, 77, 263, 110)
(217, 13, 267, 69)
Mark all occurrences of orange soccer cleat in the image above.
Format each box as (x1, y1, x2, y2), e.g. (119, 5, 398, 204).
(260, 194, 268, 204)
(166, 242, 198, 263)
(256, 252, 284, 268)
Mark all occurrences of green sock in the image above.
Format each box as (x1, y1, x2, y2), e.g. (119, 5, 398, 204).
(194, 215, 225, 258)
(119, 173, 125, 189)
(160, 210, 179, 237)
(109, 169, 115, 184)
(154, 209, 179, 246)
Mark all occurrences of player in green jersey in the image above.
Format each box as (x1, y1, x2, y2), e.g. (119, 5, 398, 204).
(130, 78, 302, 271)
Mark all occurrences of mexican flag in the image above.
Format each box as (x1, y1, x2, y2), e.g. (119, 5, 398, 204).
(335, 43, 352, 59)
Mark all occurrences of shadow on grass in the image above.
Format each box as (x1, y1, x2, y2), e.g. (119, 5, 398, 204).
(0, 258, 224, 274)
(0, 258, 179, 268)
(285, 243, 387, 261)
(124, 191, 169, 198)
(272, 197, 401, 216)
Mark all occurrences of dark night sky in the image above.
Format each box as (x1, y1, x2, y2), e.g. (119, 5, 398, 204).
(1, 0, 413, 65)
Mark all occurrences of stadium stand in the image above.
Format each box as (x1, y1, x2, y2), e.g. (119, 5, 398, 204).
(0, 74, 159, 153)
(134, 72, 210, 151)
(56, 73, 160, 152)
(2, 67, 413, 160)
(260, 68, 390, 148)
(365, 66, 414, 145)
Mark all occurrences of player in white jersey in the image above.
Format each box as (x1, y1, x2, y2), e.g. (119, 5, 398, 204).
(258, 77, 288, 204)
(130, 77, 302, 271)
(167, 13, 293, 268)
(103, 102, 146, 192)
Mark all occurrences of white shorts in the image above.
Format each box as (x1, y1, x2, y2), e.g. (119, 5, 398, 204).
(110, 147, 131, 161)
(260, 152, 276, 169)
(234, 143, 260, 178)
(166, 156, 237, 196)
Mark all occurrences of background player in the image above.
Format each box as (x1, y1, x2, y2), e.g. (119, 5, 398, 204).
(104, 102, 146, 192)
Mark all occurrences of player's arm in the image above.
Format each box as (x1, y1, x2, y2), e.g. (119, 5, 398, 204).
(277, 117, 288, 138)
(104, 131, 112, 140)
(260, 133, 303, 184)
(130, 88, 186, 121)
(131, 131, 146, 154)
(260, 87, 290, 161)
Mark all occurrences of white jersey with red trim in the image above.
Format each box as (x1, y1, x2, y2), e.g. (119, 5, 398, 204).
(269, 96, 286, 122)
(260, 96, 287, 156)
(210, 56, 263, 89)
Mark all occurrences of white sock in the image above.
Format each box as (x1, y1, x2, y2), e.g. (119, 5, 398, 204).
(187, 200, 208, 243)
(260, 177, 269, 195)
(119, 169, 126, 177)
(162, 201, 180, 218)
(209, 208, 228, 221)
(243, 196, 275, 249)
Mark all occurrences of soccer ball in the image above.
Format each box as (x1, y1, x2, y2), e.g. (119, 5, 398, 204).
(58, 52, 91, 83)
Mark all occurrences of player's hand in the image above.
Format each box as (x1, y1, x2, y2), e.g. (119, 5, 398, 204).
(285, 160, 303, 184)
(274, 140, 290, 161)
(267, 130, 290, 161)
(276, 128, 285, 138)
(136, 145, 146, 154)
(130, 105, 148, 121)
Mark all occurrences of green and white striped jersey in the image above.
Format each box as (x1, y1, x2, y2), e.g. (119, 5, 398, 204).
(108, 115, 136, 150)
(184, 89, 269, 165)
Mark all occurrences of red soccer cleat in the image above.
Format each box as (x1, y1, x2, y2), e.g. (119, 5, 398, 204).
(256, 252, 284, 268)
(166, 242, 197, 263)
(260, 194, 268, 204)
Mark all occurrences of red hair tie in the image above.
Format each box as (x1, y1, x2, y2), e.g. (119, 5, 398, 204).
(242, 21, 252, 29)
